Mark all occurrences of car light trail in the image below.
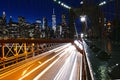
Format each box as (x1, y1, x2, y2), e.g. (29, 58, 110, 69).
(18, 49, 65, 80)
(33, 46, 71, 80)
(69, 52, 77, 80)
(79, 53, 83, 80)
(54, 47, 76, 80)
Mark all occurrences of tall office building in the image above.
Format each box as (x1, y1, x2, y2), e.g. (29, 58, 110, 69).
(52, 8, 56, 32)
(2, 11, 6, 25)
(18, 16, 26, 26)
(42, 17, 48, 38)
(42, 17, 46, 30)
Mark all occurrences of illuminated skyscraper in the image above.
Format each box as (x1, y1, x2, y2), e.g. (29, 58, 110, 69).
(42, 17, 48, 38)
(42, 17, 46, 30)
(52, 8, 56, 32)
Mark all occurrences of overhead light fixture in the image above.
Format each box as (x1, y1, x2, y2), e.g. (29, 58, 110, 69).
(53, 0, 57, 2)
(53, 0, 71, 10)
(99, 1, 107, 6)
(58, 1, 61, 4)
(80, 1, 83, 4)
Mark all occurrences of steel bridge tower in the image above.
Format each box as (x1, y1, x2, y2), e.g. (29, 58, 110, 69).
(71, 0, 104, 39)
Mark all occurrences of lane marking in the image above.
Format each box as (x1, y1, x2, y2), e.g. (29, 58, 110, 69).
(22, 65, 33, 76)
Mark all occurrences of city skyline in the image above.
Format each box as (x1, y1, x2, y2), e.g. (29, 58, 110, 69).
(0, 0, 119, 33)
(0, 0, 70, 26)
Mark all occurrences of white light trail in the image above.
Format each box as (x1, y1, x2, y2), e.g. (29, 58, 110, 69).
(79, 53, 83, 80)
(54, 50, 73, 80)
(74, 40, 83, 50)
(19, 48, 66, 80)
(54, 46, 76, 80)
(34, 46, 71, 80)
(0, 43, 71, 79)
(69, 53, 77, 80)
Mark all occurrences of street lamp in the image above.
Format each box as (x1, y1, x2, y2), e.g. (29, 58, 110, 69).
(80, 15, 86, 22)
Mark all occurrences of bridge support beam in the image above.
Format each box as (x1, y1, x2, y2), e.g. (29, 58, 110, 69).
(1, 43, 5, 68)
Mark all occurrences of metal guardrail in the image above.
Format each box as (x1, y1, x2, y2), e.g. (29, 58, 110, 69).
(82, 39, 95, 80)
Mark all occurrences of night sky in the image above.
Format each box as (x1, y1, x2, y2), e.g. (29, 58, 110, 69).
(0, 0, 119, 31)
(0, 0, 71, 25)
(0, 0, 106, 22)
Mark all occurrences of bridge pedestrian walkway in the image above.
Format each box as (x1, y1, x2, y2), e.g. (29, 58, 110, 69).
(82, 38, 120, 80)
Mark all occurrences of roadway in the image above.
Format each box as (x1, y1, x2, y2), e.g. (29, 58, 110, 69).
(0, 42, 83, 80)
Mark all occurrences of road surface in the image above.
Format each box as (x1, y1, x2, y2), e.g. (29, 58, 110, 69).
(0, 42, 83, 80)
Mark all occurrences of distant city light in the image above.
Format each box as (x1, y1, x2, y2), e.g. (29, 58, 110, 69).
(36, 20, 41, 23)
(10, 16, 12, 18)
(3, 11, 5, 15)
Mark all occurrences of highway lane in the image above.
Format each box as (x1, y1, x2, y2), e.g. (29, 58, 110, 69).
(34, 45, 83, 80)
(35, 45, 75, 80)
(0, 43, 71, 80)
(0, 43, 70, 74)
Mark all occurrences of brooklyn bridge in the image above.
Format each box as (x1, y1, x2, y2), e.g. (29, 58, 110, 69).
(0, 0, 120, 80)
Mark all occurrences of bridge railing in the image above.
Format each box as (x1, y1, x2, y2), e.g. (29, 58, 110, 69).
(0, 39, 70, 69)
(73, 39, 95, 80)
